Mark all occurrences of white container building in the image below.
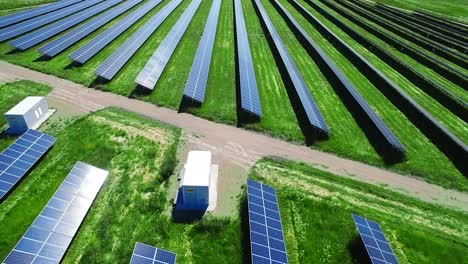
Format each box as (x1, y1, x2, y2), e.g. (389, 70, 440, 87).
(175, 151, 217, 210)
(4, 96, 51, 134)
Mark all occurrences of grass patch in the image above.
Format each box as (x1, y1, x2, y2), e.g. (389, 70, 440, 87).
(249, 157, 468, 263)
(0, 0, 54, 10)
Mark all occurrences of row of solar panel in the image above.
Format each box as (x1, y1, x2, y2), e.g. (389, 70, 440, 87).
(182, 0, 221, 104)
(0, 130, 56, 200)
(273, 0, 405, 153)
(11, 0, 124, 51)
(3, 161, 108, 264)
(298, 0, 468, 170)
(0, 0, 83, 28)
(38, 0, 142, 57)
(234, 0, 262, 118)
(95, 0, 182, 80)
(70, 0, 163, 64)
(0, 0, 104, 42)
(253, 0, 328, 135)
(135, 0, 203, 90)
(347, 0, 467, 51)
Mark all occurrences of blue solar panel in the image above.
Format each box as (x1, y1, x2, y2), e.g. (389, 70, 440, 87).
(273, 0, 404, 153)
(38, 0, 142, 57)
(253, 0, 328, 135)
(135, 0, 202, 90)
(0, 0, 104, 42)
(234, 0, 262, 117)
(2, 162, 108, 264)
(0, 130, 55, 201)
(247, 179, 288, 264)
(0, 0, 83, 28)
(352, 214, 399, 264)
(69, 0, 162, 64)
(95, 0, 182, 81)
(10, 0, 124, 51)
(182, 0, 221, 103)
(130, 242, 176, 264)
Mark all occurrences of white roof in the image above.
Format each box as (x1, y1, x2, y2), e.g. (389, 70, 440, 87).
(5, 96, 45, 115)
(181, 151, 211, 186)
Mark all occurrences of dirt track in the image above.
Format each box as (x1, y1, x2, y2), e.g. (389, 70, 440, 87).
(1, 60, 467, 212)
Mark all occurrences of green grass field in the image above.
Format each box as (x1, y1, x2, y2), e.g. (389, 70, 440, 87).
(249, 157, 468, 263)
(0, 0, 466, 190)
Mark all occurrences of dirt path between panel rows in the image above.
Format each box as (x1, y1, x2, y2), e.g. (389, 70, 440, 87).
(1, 60, 466, 212)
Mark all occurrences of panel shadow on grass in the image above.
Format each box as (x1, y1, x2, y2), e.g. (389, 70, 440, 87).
(348, 235, 372, 264)
(239, 190, 252, 264)
(178, 95, 202, 113)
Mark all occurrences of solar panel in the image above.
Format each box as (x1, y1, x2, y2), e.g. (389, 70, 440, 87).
(0, 0, 104, 42)
(352, 214, 399, 264)
(69, 0, 162, 64)
(253, 0, 328, 135)
(182, 0, 221, 103)
(234, 0, 262, 117)
(273, 0, 404, 153)
(2, 162, 108, 264)
(247, 179, 288, 264)
(0, 0, 83, 28)
(0, 130, 56, 201)
(95, 0, 182, 81)
(38, 0, 142, 57)
(130, 242, 176, 264)
(135, 0, 202, 90)
(10, 0, 124, 51)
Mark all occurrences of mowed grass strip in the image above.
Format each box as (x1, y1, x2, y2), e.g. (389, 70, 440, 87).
(0, 0, 55, 10)
(0, 107, 243, 263)
(249, 157, 468, 263)
(275, 0, 466, 190)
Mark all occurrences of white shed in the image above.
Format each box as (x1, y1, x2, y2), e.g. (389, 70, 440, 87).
(176, 151, 217, 210)
(4, 96, 51, 134)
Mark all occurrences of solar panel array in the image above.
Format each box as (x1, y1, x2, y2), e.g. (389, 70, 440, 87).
(182, 0, 221, 103)
(352, 214, 399, 264)
(253, 0, 328, 135)
(274, 0, 404, 153)
(95, 0, 182, 81)
(2, 162, 108, 264)
(39, 0, 142, 57)
(0, 130, 56, 201)
(10, 0, 124, 51)
(130, 242, 176, 264)
(135, 0, 202, 90)
(247, 179, 288, 264)
(0, 0, 83, 28)
(70, 0, 162, 64)
(234, 0, 262, 117)
(0, 0, 103, 42)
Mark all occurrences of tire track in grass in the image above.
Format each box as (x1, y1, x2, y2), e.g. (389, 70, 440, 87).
(241, 0, 303, 142)
(273, 0, 465, 188)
